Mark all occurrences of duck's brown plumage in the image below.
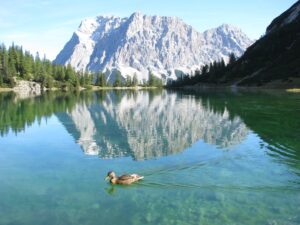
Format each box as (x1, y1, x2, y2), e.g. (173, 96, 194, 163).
(106, 171, 144, 185)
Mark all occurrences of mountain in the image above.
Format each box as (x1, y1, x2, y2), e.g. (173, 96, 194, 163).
(56, 91, 248, 160)
(54, 12, 252, 83)
(194, 0, 300, 87)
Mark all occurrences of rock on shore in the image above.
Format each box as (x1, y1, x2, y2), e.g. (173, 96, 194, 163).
(13, 80, 42, 98)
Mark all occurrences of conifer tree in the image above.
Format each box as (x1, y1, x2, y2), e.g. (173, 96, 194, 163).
(229, 53, 237, 64)
(0, 42, 100, 88)
(96, 73, 107, 87)
(125, 75, 132, 87)
(100, 73, 107, 87)
(132, 74, 138, 86)
(113, 72, 122, 87)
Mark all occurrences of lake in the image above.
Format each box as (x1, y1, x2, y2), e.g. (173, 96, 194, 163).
(0, 89, 299, 225)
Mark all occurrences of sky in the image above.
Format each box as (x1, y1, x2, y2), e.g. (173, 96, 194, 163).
(0, 0, 297, 60)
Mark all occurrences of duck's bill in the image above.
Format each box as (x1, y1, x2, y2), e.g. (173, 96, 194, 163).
(105, 176, 109, 181)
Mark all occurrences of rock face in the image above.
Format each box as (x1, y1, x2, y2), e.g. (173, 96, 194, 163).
(54, 12, 252, 83)
(13, 80, 42, 98)
(56, 91, 248, 160)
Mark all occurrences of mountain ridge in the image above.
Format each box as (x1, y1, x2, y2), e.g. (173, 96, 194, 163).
(54, 12, 253, 83)
(188, 0, 300, 88)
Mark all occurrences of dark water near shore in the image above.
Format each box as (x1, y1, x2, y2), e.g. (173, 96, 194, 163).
(0, 90, 299, 225)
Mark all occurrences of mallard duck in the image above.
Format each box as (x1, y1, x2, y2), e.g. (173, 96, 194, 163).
(105, 171, 144, 185)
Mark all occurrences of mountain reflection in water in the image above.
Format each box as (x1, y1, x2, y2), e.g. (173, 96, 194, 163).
(1, 89, 300, 225)
(56, 91, 248, 160)
(1, 90, 299, 165)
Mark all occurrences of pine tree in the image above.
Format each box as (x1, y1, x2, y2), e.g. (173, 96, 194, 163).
(0, 45, 10, 86)
(229, 53, 237, 64)
(113, 72, 122, 87)
(148, 71, 154, 87)
(44, 75, 54, 89)
(202, 65, 209, 75)
(55, 66, 65, 81)
(100, 73, 107, 87)
(96, 73, 107, 87)
(95, 73, 100, 86)
(0, 42, 101, 89)
(33, 52, 41, 81)
(8, 45, 17, 78)
(0, 45, 4, 86)
(80, 75, 85, 87)
(65, 63, 78, 87)
(132, 74, 138, 86)
(148, 71, 162, 87)
(125, 75, 132, 87)
(84, 71, 92, 86)
(23, 51, 33, 80)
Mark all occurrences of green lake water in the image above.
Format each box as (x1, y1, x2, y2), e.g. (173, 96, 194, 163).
(0, 89, 299, 225)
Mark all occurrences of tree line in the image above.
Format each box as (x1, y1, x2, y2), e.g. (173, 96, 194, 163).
(0, 43, 94, 89)
(168, 53, 237, 87)
(0, 43, 165, 89)
(94, 71, 163, 88)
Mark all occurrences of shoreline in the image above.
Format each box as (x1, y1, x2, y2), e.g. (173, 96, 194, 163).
(167, 82, 300, 93)
(170, 78, 300, 91)
(168, 85, 300, 91)
(91, 86, 158, 91)
(0, 85, 160, 94)
(2, 83, 299, 94)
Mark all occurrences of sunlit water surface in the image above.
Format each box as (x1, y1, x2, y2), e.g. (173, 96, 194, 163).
(0, 90, 299, 225)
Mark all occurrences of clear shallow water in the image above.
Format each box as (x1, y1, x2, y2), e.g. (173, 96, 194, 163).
(0, 90, 299, 225)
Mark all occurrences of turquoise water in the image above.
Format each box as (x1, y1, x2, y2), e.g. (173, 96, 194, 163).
(0, 90, 299, 225)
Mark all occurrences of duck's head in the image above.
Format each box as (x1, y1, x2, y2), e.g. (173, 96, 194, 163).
(105, 171, 116, 181)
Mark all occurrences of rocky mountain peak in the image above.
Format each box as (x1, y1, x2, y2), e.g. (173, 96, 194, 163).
(54, 13, 253, 83)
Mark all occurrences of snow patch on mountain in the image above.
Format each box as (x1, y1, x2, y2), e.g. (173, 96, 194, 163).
(54, 12, 253, 83)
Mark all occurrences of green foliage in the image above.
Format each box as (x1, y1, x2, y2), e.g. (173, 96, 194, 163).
(113, 72, 122, 87)
(0, 44, 15, 87)
(168, 57, 229, 87)
(0, 43, 166, 89)
(0, 91, 94, 136)
(147, 71, 163, 87)
(44, 75, 54, 89)
(95, 72, 107, 87)
(125, 75, 132, 87)
(225, 16, 300, 86)
(0, 43, 94, 89)
(169, 9, 300, 87)
(132, 74, 138, 86)
(124, 74, 139, 87)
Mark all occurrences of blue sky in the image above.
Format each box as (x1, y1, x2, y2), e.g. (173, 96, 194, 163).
(0, 0, 297, 60)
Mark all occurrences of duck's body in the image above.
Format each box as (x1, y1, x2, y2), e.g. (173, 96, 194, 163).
(106, 171, 144, 185)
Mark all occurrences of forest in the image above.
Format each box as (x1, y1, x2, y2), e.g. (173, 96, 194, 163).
(0, 43, 163, 89)
(168, 53, 237, 87)
(0, 43, 94, 89)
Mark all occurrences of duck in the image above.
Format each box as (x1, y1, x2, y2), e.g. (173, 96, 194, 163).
(105, 171, 144, 185)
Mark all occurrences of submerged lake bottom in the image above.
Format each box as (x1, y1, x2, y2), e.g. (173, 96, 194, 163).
(0, 89, 299, 225)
